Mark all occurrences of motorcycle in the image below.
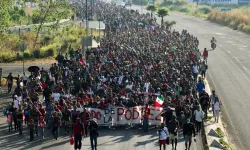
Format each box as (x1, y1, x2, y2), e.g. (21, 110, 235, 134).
(211, 42, 216, 50)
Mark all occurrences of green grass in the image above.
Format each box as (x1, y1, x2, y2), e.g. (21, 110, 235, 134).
(0, 24, 101, 63)
(215, 127, 224, 137)
(205, 116, 212, 122)
(219, 138, 233, 149)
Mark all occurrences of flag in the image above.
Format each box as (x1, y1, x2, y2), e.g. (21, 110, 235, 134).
(154, 95, 165, 107)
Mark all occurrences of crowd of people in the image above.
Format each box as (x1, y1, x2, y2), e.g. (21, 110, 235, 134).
(2, 1, 221, 150)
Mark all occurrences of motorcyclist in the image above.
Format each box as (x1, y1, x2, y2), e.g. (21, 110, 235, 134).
(211, 36, 217, 49)
(211, 36, 217, 43)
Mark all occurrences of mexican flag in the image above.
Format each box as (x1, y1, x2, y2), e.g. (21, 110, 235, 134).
(154, 95, 165, 107)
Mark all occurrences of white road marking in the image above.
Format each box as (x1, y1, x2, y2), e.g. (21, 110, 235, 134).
(218, 45, 222, 48)
(242, 45, 248, 48)
(243, 66, 248, 71)
(227, 51, 231, 54)
(234, 57, 240, 62)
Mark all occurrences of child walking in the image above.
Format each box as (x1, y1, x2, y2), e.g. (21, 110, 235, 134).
(7, 112, 13, 132)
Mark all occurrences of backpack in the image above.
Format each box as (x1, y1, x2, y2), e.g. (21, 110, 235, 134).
(24, 109, 29, 116)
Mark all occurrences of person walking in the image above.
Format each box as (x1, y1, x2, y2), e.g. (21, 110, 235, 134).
(16, 104, 23, 135)
(81, 108, 90, 137)
(28, 119, 35, 141)
(209, 90, 218, 115)
(89, 118, 99, 150)
(168, 115, 179, 150)
(183, 119, 196, 150)
(7, 112, 13, 132)
(158, 123, 169, 150)
(73, 117, 84, 150)
(7, 73, 13, 93)
(38, 116, 46, 140)
(213, 97, 221, 123)
(193, 106, 205, 134)
(143, 103, 150, 132)
(52, 112, 60, 140)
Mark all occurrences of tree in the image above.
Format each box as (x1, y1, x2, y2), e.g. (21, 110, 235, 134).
(157, 7, 169, 26)
(0, 0, 12, 31)
(164, 21, 176, 30)
(33, 0, 70, 48)
(146, 4, 157, 18)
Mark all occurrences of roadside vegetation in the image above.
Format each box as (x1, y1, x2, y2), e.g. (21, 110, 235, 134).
(219, 138, 233, 149)
(160, 0, 250, 33)
(0, 0, 101, 63)
(215, 127, 225, 137)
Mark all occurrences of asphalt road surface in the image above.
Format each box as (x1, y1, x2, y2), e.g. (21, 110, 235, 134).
(130, 5, 250, 150)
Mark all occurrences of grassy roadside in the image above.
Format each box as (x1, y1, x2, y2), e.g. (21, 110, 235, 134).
(160, 0, 250, 34)
(0, 25, 100, 63)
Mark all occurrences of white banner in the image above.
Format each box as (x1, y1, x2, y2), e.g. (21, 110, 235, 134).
(75, 106, 163, 126)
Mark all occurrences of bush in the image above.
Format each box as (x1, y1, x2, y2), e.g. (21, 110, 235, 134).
(23, 50, 32, 58)
(0, 51, 15, 63)
(179, 6, 190, 13)
(243, 25, 250, 33)
(199, 6, 212, 14)
(33, 50, 41, 58)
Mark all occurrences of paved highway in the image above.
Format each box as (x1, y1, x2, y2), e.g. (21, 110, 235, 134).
(129, 5, 250, 150)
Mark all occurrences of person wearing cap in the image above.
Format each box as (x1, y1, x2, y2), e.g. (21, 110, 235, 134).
(73, 117, 84, 150)
(183, 118, 196, 150)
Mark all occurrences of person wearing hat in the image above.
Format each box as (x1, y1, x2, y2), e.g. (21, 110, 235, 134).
(73, 117, 84, 150)
(183, 118, 196, 150)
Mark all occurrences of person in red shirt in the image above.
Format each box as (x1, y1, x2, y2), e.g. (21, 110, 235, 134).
(38, 104, 46, 119)
(202, 48, 208, 64)
(73, 118, 84, 150)
(81, 108, 90, 137)
(143, 104, 150, 132)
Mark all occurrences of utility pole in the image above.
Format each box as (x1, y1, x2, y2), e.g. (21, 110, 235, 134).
(86, 0, 88, 36)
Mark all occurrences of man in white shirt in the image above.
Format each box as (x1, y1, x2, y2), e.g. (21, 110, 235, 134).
(158, 123, 169, 150)
(52, 92, 60, 103)
(192, 63, 199, 81)
(13, 95, 19, 109)
(22, 72, 28, 86)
